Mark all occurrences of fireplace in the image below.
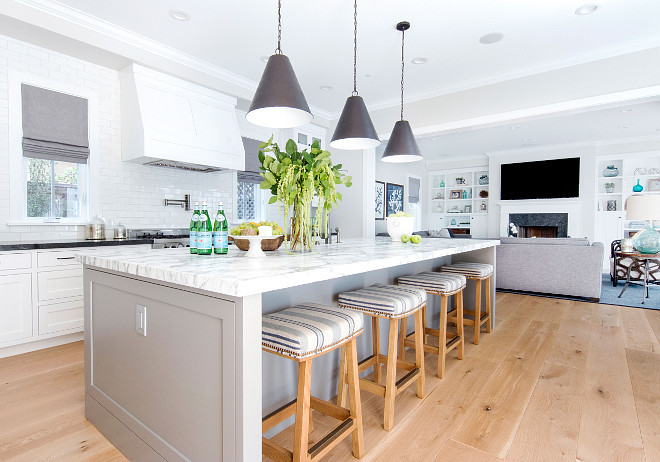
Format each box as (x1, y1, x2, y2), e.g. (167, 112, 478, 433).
(509, 213, 568, 238)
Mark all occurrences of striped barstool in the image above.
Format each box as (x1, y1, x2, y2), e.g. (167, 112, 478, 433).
(262, 303, 365, 462)
(441, 262, 493, 345)
(397, 272, 466, 379)
(337, 284, 426, 431)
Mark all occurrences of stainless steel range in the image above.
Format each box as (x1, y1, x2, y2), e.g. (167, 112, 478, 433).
(129, 228, 191, 249)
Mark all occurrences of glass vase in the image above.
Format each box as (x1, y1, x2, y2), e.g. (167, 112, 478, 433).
(632, 223, 660, 254)
(289, 200, 313, 252)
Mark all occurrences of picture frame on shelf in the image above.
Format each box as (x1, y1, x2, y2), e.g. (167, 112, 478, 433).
(464, 205, 472, 213)
(375, 181, 385, 220)
(450, 190, 462, 199)
(648, 178, 660, 192)
(386, 183, 404, 217)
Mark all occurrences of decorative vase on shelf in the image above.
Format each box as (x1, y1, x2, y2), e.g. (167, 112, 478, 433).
(479, 175, 489, 185)
(439, 180, 445, 187)
(605, 186, 615, 193)
(603, 165, 619, 177)
(633, 179, 643, 192)
(450, 218, 456, 226)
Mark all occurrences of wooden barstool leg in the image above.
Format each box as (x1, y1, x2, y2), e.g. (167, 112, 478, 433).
(422, 305, 428, 344)
(457, 289, 465, 360)
(293, 360, 312, 462)
(413, 308, 425, 398)
(345, 338, 365, 458)
(485, 276, 492, 333)
(438, 294, 448, 379)
(337, 346, 347, 408)
(398, 316, 407, 360)
(383, 318, 399, 431)
(372, 317, 381, 385)
(474, 278, 482, 345)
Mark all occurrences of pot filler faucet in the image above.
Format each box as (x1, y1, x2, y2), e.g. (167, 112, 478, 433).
(164, 194, 190, 211)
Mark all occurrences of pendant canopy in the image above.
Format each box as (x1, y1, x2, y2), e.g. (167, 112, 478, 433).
(381, 120, 422, 162)
(246, 0, 312, 129)
(330, 0, 380, 150)
(381, 21, 422, 163)
(246, 54, 313, 128)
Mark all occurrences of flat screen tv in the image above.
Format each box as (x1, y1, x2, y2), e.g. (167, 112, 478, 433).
(500, 157, 580, 200)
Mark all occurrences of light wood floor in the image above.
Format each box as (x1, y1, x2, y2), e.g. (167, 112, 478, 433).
(1, 293, 659, 462)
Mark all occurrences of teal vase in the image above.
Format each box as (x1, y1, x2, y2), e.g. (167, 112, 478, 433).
(633, 224, 660, 254)
(633, 179, 643, 192)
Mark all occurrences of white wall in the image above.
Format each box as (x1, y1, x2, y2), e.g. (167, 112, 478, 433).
(0, 34, 235, 241)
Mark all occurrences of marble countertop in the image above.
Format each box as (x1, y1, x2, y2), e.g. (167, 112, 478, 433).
(78, 237, 499, 297)
(0, 238, 153, 251)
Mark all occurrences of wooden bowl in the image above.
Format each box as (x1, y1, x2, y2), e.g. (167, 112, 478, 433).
(230, 235, 284, 251)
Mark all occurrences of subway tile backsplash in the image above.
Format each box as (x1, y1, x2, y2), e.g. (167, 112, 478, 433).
(0, 34, 235, 241)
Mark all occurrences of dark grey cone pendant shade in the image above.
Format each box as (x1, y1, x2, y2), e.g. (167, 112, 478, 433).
(330, 95, 380, 150)
(382, 21, 422, 163)
(381, 120, 422, 162)
(246, 53, 313, 129)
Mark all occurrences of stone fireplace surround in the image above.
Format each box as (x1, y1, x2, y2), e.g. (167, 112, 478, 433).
(499, 201, 582, 238)
(509, 213, 568, 237)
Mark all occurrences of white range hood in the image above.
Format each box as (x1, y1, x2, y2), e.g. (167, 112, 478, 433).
(119, 64, 245, 172)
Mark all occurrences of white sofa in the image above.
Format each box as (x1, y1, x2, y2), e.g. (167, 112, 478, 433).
(496, 237, 604, 300)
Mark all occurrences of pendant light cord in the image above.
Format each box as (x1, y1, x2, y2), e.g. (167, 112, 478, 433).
(352, 0, 358, 96)
(400, 27, 405, 121)
(276, 0, 283, 54)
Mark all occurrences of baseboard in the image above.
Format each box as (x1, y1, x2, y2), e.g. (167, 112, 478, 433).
(0, 332, 83, 359)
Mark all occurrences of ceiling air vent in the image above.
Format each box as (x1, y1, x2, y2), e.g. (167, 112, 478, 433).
(144, 160, 223, 173)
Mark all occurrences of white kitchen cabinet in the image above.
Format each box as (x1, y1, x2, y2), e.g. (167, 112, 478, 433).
(282, 124, 326, 151)
(595, 212, 624, 271)
(0, 273, 32, 343)
(470, 215, 489, 238)
(37, 268, 83, 301)
(0, 252, 32, 271)
(39, 299, 84, 335)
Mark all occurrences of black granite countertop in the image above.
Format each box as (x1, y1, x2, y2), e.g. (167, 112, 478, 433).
(0, 239, 154, 251)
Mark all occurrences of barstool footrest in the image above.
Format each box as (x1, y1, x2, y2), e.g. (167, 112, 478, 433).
(448, 309, 490, 326)
(395, 368, 421, 394)
(403, 331, 462, 353)
(263, 399, 298, 433)
(263, 437, 293, 462)
(308, 417, 355, 461)
(310, 396, 349, 421)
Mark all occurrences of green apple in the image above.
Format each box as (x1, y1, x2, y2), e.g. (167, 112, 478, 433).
(411, 235, 422, 244)
(400, 234, 410, 243)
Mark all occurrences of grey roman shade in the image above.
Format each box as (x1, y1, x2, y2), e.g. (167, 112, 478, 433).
(237, 137, 264, 184)
(21, 84, 90, 164)
(409, 177, 420, 204)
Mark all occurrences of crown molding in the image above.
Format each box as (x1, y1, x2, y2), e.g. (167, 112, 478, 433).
(364, 38, 660, 115)
(12, 0, 334, 120)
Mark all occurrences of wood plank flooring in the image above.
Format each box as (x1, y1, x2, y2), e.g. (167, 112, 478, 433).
(1, 293, 659, 461)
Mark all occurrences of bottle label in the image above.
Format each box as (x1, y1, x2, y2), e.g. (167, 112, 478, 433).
(213, 230, 228, 249)
(197, 232, 212, 250)
(216, 214, 225, 222)
(189, 231, 197, 248)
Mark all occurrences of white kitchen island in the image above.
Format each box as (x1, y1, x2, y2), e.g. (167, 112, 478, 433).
(79, 237, 498, 461)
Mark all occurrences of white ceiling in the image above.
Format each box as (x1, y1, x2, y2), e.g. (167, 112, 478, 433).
(15, 0, 660, 116)
(410, 98, 660, 161)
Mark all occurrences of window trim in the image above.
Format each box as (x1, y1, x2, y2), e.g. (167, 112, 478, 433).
(8, 69, 99, 225)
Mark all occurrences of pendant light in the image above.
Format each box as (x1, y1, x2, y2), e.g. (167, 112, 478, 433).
(330, 0, 380, 150)
(381, 21, 422, 163)
(246, 0, 313, 129)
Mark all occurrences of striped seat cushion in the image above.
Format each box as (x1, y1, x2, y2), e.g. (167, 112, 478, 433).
(338, 284, 427, 318)
(441, 262, 493, 278)
(398, 272, 466, 294)
(262, 303, 363, 359)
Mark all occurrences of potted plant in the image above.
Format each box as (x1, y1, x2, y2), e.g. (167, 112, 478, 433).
(258, 137, 351, 252)
(605, 182, 615, 193)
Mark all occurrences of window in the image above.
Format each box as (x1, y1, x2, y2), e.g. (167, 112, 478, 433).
(26, 158, 85, 218)
(237, 181, 257, 221)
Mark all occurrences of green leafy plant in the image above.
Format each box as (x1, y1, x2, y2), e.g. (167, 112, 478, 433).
(258, 137, 351, 251)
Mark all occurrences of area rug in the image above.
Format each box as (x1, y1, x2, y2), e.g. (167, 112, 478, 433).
(599, 273, 660, 310)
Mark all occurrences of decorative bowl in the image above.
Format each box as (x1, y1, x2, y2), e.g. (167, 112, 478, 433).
(386, 216, 414, 242)
(230, 235, 284, 251)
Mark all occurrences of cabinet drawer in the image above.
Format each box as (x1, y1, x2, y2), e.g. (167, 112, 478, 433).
(37, 268, 83, 301)
(38, 300, 84, 335)
(0, 253, 32, 272)
(37, 248, 96, 268)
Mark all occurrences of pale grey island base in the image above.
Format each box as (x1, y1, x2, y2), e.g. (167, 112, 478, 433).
(80, 238, 498, 461)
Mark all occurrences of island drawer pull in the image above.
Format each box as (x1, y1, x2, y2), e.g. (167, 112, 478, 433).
(57, 256, 76, 260)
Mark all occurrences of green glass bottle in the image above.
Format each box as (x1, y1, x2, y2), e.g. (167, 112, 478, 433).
(213, 202, 229, 255)
(189, 202, 200, 254)
(196, 201, 213, 255)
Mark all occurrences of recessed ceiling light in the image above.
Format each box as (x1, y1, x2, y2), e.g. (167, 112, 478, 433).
(411, 57, 428, 64)
(365, 73, 372, 78)
(479, 32, 505, 45)
(575, 4, 600, 15)
(510, 126, 521, 130)
(319, 85, 333, 91)
(260, 56, 270, 63)
(620, 109, 633, 113)
(618, 126, 629, 129)
(169, 9, 190, 21)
